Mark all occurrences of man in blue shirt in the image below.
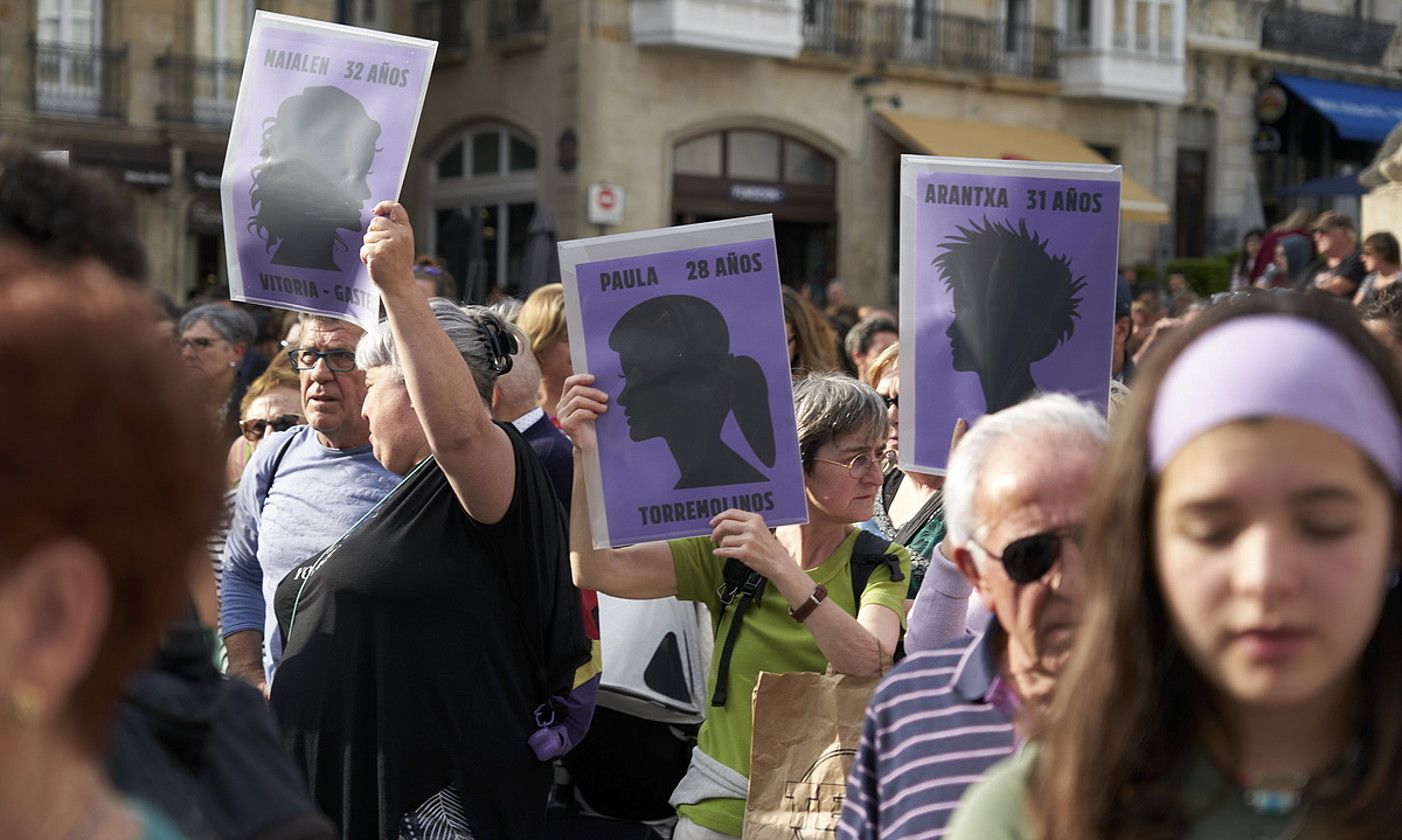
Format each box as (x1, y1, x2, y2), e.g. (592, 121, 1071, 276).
(220, 315, 399, 693)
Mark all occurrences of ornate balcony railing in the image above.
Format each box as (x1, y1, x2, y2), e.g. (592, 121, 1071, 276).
(868, 5, 1058, 80)
(490, 0, 549, 40)
(1262, 6, 1394, 66)
(30, 40, 127, 119)
(157, 54, 242, 125)
(415, 0, 471, 51)
(803, 0, 865, 56)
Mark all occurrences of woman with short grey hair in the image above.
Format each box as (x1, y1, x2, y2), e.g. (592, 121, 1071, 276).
(561, 369, 911, 840)
(178, 302, 258, 442)
(269, 202, 588, 840)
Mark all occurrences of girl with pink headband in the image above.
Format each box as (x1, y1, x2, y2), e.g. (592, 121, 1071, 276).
(950, 291, 1402, 839)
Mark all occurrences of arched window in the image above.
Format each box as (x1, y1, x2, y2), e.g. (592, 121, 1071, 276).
(428, 124, 538, 300)
(672, 129, 837, 293)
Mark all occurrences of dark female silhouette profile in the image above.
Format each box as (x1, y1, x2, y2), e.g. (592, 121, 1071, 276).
(935, 217, 1086, 413)
(248, 86, 382, 271)
(609, 295, 776, 490)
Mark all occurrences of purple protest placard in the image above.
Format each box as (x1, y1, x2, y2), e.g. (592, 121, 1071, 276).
(899, 156, 1121, 474)
(222, 13, 435, 328)
(559, 216, 807, 548)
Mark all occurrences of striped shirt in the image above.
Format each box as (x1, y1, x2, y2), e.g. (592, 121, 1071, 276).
(838, 627, 1017, 839)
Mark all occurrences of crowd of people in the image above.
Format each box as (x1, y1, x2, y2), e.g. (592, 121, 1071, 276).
(5, 136, 1402, 840)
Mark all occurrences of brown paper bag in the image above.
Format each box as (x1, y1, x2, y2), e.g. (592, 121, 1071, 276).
(742, 669, 881, 839)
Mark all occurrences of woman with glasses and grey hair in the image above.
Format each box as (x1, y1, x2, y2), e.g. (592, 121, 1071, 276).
(268, 202, 588, 840)
(560, 369, 911, 840)
(179, 303, 259, 443)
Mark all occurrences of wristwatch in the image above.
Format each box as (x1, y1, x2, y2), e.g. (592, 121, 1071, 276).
(789, 584, 828, 623)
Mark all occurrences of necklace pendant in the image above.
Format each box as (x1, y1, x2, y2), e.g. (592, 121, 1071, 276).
(1243, 786, 1303, 817)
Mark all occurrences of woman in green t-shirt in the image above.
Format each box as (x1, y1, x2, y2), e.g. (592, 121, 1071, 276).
(561, 371, 910, 839)
(950, 293, 1402, 840)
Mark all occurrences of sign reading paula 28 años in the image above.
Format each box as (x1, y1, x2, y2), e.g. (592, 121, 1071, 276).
(222, 12, 436, 328)
(899, 155, 1121, 474)
(559, 215, 808, 548)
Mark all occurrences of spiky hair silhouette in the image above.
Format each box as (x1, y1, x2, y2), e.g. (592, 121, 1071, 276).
(935, 216, 1086, 353)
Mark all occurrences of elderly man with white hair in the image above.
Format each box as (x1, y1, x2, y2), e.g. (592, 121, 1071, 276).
(838, 393, 1106, 840)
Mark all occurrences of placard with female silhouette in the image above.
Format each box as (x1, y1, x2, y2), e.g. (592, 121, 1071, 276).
(559, 216, 807, 547)
(222, 12, 436, 328)
(899, 155, 1120, 473)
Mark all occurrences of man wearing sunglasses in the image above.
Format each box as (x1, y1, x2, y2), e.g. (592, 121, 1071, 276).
(840, 394, 1106, 839)
(220, 314, 399, 696)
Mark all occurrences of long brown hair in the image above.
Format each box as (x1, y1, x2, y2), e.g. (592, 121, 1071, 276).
(1031, 291, 1402, 839)
(782, 286, 839, 377)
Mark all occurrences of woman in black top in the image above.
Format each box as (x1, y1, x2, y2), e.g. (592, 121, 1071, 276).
(270, 201, 588, 840)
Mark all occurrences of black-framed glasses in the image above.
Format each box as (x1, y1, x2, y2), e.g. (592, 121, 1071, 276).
(240, 414, 305, 441)
(287, 348, 357, 372)
(971, 526, 1080, 584)
(880, 393, 898, 410)
(811, 449, 896, 479)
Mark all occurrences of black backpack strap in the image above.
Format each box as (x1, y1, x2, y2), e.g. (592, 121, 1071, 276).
(709, 533, 901, 709)
(710, 559, 766, 708)
(257, 431, 299, 516)
(850, 530, 902, 598)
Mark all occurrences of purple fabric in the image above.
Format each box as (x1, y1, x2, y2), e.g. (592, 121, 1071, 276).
(1149, 314, 1402, 487)
(984, 676, 1022, 748)
(528, 675, 600, 761)
(902, 543, 974, 654)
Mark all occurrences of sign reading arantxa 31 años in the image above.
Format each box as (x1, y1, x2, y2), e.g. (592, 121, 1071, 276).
(222, 12, 435, 328)
(899, 155, 1121, 474)
(559, 215, 808, 548)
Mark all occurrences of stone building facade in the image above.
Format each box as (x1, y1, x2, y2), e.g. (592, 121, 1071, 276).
(0, 0, 332, 300)
(3, 0, 1398, 304)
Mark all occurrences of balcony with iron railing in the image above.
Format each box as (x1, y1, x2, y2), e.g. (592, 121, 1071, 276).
(30, 39, 128, 119)
(802, 1, 1056, 81)
(1261, 5, 1395, 66)
(802, 0, 864, 57)
(867, 5, 1058, 80)
(415, 0, 471, 55)
(490, 0, 549, 42)
(631, 0, 803, 59)
(157, 53, 242, 125)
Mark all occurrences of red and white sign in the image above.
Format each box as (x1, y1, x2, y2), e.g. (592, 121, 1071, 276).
(588, 182, 625, 226)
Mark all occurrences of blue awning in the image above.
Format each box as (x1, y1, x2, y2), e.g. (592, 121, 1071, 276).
(1276, 172, 1368, 197)
(1276, 74, 1402, 144)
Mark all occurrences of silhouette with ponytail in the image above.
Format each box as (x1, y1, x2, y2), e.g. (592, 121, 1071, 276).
(936, 217, 1086, 413)
(609, 295, 776, 489)
(248, 86, 381, 271)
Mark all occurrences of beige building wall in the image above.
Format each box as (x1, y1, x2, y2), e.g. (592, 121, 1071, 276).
(0, 0, 334, 299)
(406, 0, 1168, 306)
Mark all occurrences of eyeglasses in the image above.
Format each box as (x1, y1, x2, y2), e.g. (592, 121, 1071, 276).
(287, 348, 357, 372)
(880, 393, 898, 410)
(240, 414, 305, 441)
(811, 449, 896, 479)
(180, 336, 224, 351)
(971, 526, 1081, 584)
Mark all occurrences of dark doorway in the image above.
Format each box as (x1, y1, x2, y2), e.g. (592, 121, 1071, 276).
(1175, 149, 1208, 257)
(775, 220, 834, 296)
(191, 233, 222, 297)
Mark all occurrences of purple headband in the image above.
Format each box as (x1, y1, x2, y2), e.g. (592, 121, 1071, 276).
(1149, 314, 1402, 488)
